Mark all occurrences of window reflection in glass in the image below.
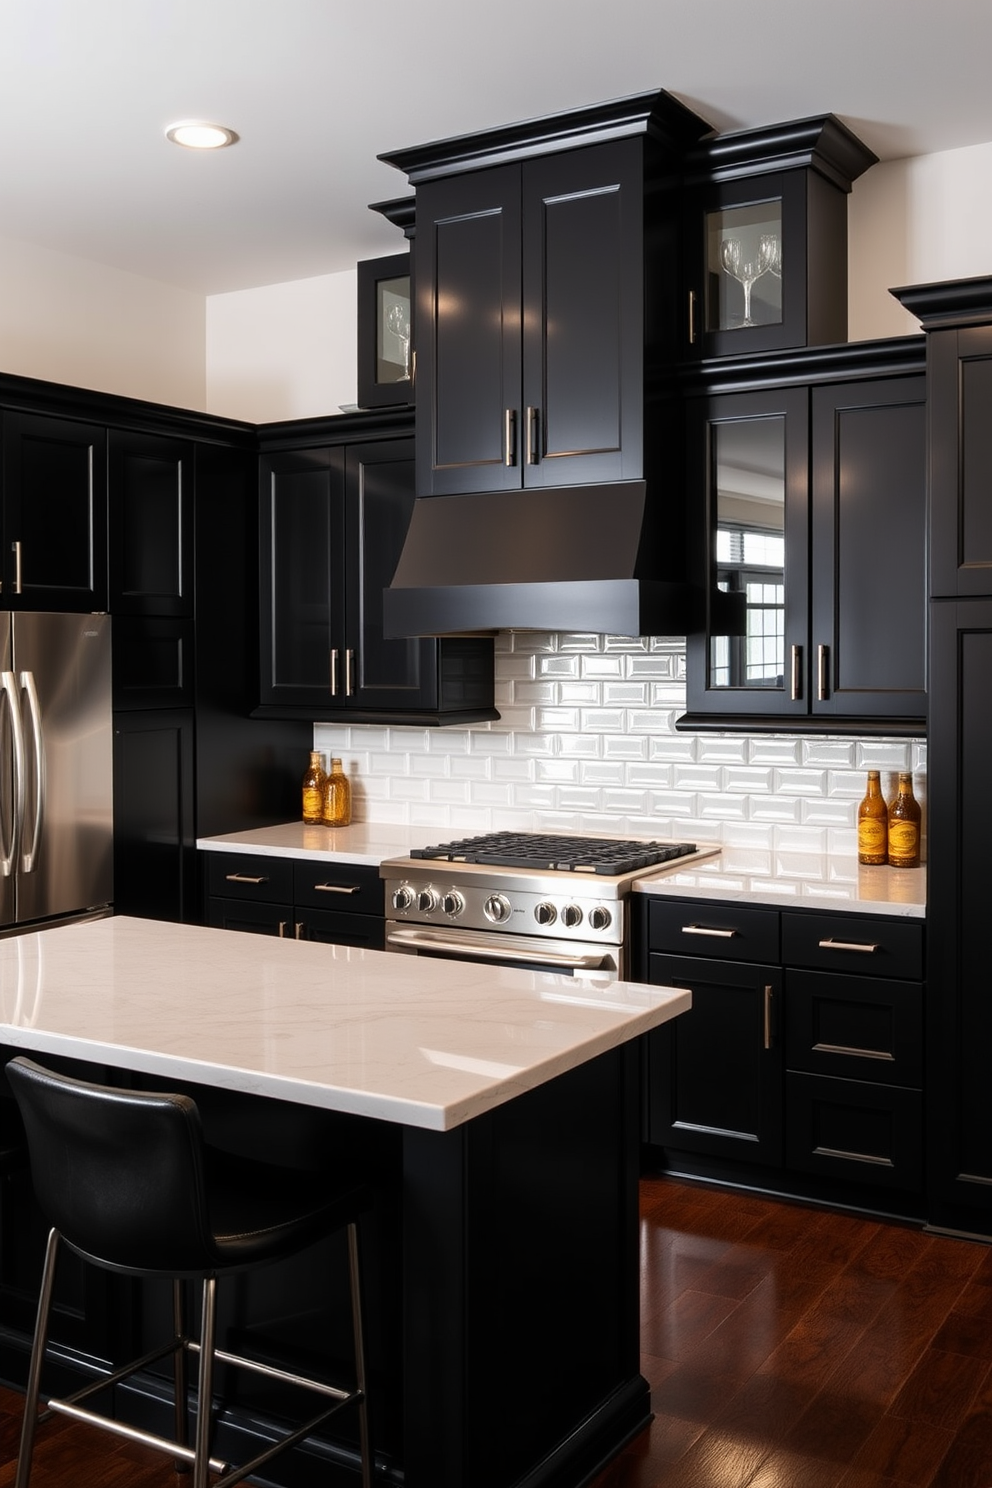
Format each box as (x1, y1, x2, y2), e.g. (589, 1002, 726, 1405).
(708, 417, 786, 690)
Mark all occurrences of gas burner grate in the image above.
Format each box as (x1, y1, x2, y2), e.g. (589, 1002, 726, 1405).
(409, 831, 698, 876)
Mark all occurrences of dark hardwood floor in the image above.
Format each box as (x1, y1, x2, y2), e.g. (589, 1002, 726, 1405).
(2, 1175, 991, 1487)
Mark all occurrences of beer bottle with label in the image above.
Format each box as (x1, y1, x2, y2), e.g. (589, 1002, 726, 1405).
(887, 772, 921, 868)
(301, 751, 326, 824)
(857, 770, 887, 865)
(322, 757, 352, 828)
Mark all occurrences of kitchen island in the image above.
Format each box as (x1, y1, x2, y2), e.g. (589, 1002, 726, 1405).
(0, 915, 690, 1488)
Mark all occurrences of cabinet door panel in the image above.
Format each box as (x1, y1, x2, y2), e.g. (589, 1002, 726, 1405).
(811, 377, 926, 718)
(785, 1072, 922, 1190)
(415, 165, 522, 495)
(2, 413, 107, 610)
(259, 448, 345, 707)
(786, 969, 922, 1086)
(299, 908, 385, 950)
(646, 953, 783, 1165)
(521, 141, 642, 486)
(206, 897, 289, 937)
(113, 709, 196, 923)
(345, 438, 438, 710)
(927, 601, 992, 1213)
(930, 325, 992, 596)
(109, 431, 193, 617)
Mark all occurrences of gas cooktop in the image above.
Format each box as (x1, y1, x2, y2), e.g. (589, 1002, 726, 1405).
(408, 831, 698, 877)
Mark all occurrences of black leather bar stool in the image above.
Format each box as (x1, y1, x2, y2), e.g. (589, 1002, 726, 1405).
(7, 1055, 374, 1488)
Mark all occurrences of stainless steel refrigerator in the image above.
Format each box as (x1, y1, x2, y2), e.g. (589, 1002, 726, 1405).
(0, 612, 113, 931)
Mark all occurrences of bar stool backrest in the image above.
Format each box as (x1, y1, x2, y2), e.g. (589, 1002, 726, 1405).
(8, 1056, 217, 1276)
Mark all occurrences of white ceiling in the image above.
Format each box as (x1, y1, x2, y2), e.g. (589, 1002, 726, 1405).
(4, 0, 992, 296)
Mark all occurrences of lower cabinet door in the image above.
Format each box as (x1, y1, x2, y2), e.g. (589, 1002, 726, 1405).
(299, 908, 385, 950)
(206, 897, 292, 937)
(646, 953, 783, 1166)
(785, 1071, 923, 1191)
(113, 710, 196, 923)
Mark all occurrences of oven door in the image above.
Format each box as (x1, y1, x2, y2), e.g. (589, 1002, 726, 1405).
(384, 921, 622, 978)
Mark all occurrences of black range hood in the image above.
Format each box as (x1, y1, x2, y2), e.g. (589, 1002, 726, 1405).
(383, 482, 693, 639)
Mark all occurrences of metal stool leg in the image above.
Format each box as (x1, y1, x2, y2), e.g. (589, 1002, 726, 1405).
(347, 1222, 372, 1488)
(173, 1278, 191, 1473)
(15, 1227, 61, 1488)
(192, 1277, 218, 1488)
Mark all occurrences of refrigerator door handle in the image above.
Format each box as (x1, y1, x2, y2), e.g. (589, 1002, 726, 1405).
(19, 670, 44, 874)
(0, 670, 26, 878)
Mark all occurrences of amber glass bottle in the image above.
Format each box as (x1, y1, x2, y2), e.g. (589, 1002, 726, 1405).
(887, 772, 921, 868)
(322, 757, 352, 828)
(857, 770, 887, 865)
(301, 751, 326, 824)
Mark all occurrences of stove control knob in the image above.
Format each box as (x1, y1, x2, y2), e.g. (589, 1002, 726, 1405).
(442, 891, 465, 918)
(392, 885, 415, 912)
(483, 893, 512, 925)
(562, 904, 584, 929)
(534, 901, 557, 927)
(417, 887, 440, 914)
(589, 905, 612, 933)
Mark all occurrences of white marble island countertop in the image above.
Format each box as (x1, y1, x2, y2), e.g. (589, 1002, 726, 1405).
(0, 916, 690, 1132)
(632, 848, 926, 918)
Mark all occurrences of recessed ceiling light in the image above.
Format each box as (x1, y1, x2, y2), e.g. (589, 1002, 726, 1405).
(165, 121, 239, 150)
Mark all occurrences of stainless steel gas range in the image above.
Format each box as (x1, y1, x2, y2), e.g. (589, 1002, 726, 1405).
(380, 831, 718, 978)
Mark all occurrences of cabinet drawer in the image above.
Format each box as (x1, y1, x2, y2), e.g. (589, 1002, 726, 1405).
(785, 970, 923, 1087)
(785, 1071, 922, 1192)
(205, 853, 294, 904)
(782, 913, 923, 980)
(647, 899, 779, 963)
(293, 862, 383, 917)
(206, 897, 290, 937)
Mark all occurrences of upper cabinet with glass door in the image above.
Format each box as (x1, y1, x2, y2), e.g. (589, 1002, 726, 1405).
(683, 118, 877, 359)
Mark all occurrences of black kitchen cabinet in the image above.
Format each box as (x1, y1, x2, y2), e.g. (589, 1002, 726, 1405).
(681, 342, 927, 730)
(681, 116, 876, 360)
(204, 850, 385, 950)
(638, 896, 925, 1214)
(108, 428, 193, 619)
(1, 411, 107, 610)
(256, 414, 496, 724)
(113, 709, 197, 923)
(381, 90, 711, 501)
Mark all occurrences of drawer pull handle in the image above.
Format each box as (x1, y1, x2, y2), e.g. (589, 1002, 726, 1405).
(277, 921, 287, 938)
(314, 883, 360, 895)
(790, 644, 803, 701)
(813, 1041, 894, 1062)
(813, 1145, 894, 1169)
(295, 922, 305, 940)
(225, 873, 269, 885)
(817, 938, 880, 954)
(763, 984, 773, 1050)
(681, 925, 737, 939)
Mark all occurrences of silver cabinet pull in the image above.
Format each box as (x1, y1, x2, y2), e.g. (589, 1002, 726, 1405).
(314, 883, 359, 895)
(277, 921, 287, 937)
(817, 644, 829, 702)
(681, 924, 737, 939)
(790, 644, 803, 701)
(294, 922, 305, 940)
(688, 289, 697, 345)
(817, 938, 880, 954)
(225, 873, 269, 885)
(346, 648, 354, 697)
(526, 406, 540, 465)
(504, 408, 517, 467)
(763, 984, 773, 1050)
(13, 541, 22, 596)
(330, 648, 339, 697)
(813, 1041, 894, 1062)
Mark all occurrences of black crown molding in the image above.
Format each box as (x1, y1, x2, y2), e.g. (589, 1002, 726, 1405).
(256, 405, 414, 453)
(369, 195, 416, 239)
(683, 114, 878, 192)
(379, 88, 713, 185)
(675, 334, 926, 396)
(891, 276, 992, 329)
(0, 369, 258, 446)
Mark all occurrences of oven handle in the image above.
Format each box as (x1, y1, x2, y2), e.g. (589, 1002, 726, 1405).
(385, 924, 614, 971)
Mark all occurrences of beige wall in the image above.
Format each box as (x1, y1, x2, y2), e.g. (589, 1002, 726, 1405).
(0, 233, 205, 409)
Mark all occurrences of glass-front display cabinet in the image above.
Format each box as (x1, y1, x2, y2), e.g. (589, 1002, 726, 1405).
(683, 118, 877, 359)
(684, 386, 810, 720)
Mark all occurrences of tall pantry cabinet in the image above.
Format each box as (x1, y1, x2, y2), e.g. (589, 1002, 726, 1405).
(893, 278, 992, 1235)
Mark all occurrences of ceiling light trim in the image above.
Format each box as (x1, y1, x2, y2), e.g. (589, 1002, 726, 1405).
(165, 120, 239, 151)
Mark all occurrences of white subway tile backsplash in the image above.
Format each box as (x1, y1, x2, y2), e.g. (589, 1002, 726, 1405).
(311, 633, 925, 844)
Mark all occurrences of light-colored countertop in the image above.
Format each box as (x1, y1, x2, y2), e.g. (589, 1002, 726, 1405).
(0, 916, 690, 1132)
(631, 849, 926, 918)
(197, 821, 431, 866)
